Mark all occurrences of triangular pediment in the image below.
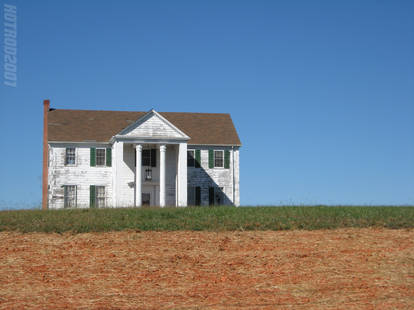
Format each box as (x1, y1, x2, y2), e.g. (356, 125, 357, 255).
(117, 110, 190, 140)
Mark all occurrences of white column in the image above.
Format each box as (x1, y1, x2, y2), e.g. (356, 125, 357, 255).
(135, 144, 142, 207)
(112, 141, 121, 207)
(159, 145, 166, 207)
(177, 142, 187, 207)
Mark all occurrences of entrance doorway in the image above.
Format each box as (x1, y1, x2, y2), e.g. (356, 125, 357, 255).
(142, 193, 151, 206)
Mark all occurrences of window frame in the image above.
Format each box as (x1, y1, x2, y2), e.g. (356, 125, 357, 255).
(65, 147, 76, 166)
(95, 186, 105, 208)
(63, 185, 77, 208)
(214, 150, 224, 168)
(95, 148, 106, 166)
(187, 149, 195, 167)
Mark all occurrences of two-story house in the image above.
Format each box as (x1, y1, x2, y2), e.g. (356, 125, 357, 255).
(42, 100, 241, 209)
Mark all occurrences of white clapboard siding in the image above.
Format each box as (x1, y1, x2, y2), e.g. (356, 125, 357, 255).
(48, 145, 112, 209)
(187, 146, 240, 206)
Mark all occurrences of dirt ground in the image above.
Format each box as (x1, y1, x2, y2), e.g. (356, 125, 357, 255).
(0, 228, 413, 310)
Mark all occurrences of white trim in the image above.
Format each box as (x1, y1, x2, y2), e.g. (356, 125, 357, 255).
(49, 141, 240, 147)
(112, 137, 188, 144)
(135, 144, 142, 207)
(159, 144, 166, 207)
(188, 143, 242, 147)
(232, 146, 235, 205)
(177, 142, 187, 207)
(49, 141, 111, 145)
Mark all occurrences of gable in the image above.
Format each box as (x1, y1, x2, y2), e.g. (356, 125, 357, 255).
(118, 110, 190, 140)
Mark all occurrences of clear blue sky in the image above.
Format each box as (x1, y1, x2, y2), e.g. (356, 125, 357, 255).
(1, 0, 413, 208)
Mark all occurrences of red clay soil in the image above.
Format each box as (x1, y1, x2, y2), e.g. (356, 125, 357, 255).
(0, 228, 413, 310)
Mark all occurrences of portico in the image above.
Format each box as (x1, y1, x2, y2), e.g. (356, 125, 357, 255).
(133, 142, 187, 207)
(111, 109, 190, 207)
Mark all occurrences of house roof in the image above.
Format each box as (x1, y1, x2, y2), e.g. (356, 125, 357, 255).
(48, 109, 241, 145)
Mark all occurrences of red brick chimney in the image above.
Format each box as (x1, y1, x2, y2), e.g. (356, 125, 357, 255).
(42, 99, 50, 210)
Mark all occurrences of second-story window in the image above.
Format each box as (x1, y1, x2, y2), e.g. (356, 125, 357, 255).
(214, 150, 224, 168)
(96, 148, 106, 166)
(187, 150, 195, 167)
(65, 148, 75, 165)
(138, 149, 156, 167)
(142, 149, 151, 166)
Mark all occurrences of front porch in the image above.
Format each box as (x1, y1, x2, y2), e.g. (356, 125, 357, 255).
(133, 143, 187, 207)
(113, 141, 188, 207)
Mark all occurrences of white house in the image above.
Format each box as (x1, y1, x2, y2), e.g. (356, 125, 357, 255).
(42, 100, 241, 209)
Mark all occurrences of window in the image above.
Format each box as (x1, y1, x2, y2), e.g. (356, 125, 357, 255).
(188, 186, 201, 206)
(64, 185, 77, 208)
(90, 148, 111, 167)
(96, 186, 105, 208)
(142, 149, 151, 166)
(214, 150, 224, 168)
(187, 150, 195, 167)
(65, 148, 75, 165)
(138, 149, 156, 167)
(96, 148, 106, 166)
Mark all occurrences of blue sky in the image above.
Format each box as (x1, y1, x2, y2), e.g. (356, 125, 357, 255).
(1, 0, 413, 208)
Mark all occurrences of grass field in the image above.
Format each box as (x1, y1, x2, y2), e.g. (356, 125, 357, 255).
(0, 206, 413, 233)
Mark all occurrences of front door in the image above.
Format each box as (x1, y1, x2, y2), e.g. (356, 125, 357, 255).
(142, 193, 151, 206)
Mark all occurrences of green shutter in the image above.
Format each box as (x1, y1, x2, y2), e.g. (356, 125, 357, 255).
(151, 149, 157, 167)
(209, 187, 215, 205)
(106, 148, 112, 167)
(195, 150, 201, 168)
(90, 185, 96, 208)
(195, 187, 201, 206)
(224, 150, 230, 169)
(90, 148, 96, 167)
(208, 150, 214, 168)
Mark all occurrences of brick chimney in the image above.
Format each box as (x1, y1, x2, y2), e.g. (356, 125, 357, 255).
(42, 99, 50, 210)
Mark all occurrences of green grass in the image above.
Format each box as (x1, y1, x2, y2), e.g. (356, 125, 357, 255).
(0, 206, 413, 233)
